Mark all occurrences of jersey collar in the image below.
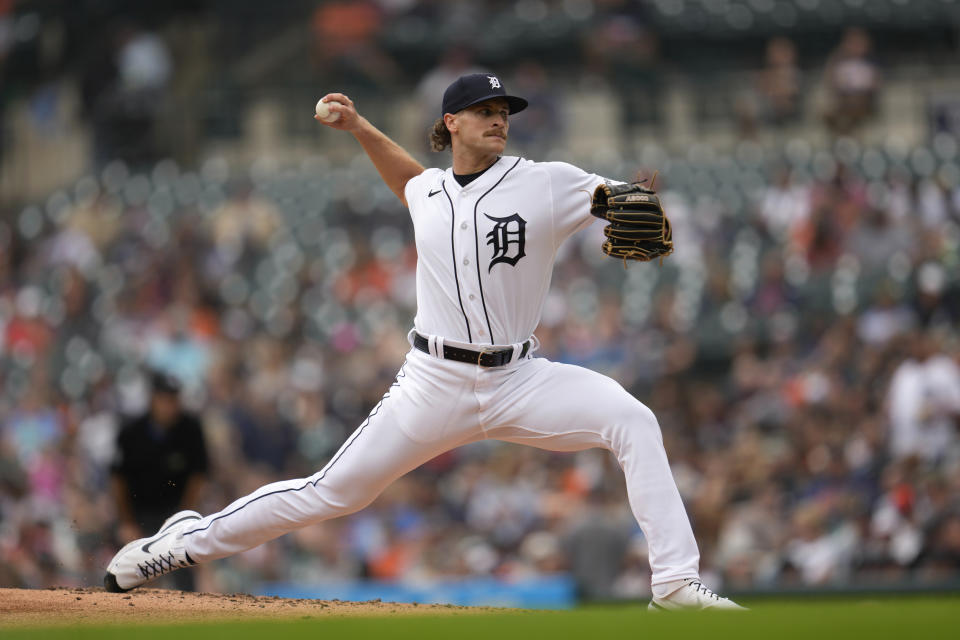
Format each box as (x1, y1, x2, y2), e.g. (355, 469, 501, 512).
(444, 156, 518, 195)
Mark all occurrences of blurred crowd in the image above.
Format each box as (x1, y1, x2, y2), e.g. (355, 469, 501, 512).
(1, 128, 959, 596)
(0, 0, 912, 174)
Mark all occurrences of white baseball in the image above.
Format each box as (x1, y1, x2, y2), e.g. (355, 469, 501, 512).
(315, 99, 341, 123)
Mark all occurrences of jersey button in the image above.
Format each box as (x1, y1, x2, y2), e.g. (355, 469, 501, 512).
(460, 222, 468, 230)
(469, 294, 475, 300)
(463, 258, 469, 266)
(478, 329, 485, 336)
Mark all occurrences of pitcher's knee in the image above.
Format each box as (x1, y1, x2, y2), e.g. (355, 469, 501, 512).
(307, 479, 382, 520)
(608, 400, 663, 444)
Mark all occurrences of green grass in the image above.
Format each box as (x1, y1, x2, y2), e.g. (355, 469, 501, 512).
(6, 597, 960, 639)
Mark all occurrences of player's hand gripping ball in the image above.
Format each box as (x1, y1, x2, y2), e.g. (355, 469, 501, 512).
(315, 98, 342, 123)
(590, 181, 673, 264)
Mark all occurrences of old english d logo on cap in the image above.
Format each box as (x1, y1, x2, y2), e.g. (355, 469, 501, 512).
(441, 73, 528, 116)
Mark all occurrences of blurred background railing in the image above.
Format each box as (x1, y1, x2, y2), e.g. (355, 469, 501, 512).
(0, 0, 958, 605)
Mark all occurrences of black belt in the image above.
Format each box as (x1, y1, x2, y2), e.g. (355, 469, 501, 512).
(413, 332, 530, 367)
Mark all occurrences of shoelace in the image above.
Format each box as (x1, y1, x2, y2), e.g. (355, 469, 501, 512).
(137, 551, 189, 579)
(688, 580, 721, 600)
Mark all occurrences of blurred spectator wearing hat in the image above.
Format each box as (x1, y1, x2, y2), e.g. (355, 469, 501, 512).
(823, 27, 881, 135)
(110, 370, 209, 590)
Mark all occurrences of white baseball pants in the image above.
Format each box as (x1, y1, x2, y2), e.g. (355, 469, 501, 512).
(181, 348, 700, 587)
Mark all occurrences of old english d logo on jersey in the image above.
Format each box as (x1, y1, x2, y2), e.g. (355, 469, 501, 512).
(485, 213, 526, 272)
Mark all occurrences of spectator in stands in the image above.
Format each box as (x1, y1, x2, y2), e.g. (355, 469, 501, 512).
(912, 262, 960, 330)
(823, 27, 881, 134)
(871, 461, 922, 558)
(791, 202, 843, 272)
(757, 36, 802, 127)
(563, 486, 635, 601)
(856, 281, 914, 347)
(758, 166, 810, 242)
(2, 383, 65, 490)
(785, 500, 859, 585)
(887, 331, 960, 462)
(715, 484, 786, 588)
(846, 207, 912, 272)
(84, 22, 173, 167)
(231, 379, 300, 475)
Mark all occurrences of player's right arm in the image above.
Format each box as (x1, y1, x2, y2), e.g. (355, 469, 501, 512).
(315, 93, 424, 207)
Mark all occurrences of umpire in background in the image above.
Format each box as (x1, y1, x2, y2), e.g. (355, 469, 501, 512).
(110, 370, 209, 590)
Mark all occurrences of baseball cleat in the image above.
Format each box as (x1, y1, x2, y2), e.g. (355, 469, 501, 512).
(103, 510, 201, 593)
(648, 578, 747, 611)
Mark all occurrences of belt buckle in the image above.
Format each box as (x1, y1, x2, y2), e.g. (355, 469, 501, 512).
(476, 346, 493, 366)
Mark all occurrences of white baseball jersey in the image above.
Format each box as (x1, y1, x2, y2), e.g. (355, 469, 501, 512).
(404, 156, 608, 346)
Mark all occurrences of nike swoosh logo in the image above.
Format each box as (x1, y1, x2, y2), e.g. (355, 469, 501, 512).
(428, 189, 441, 197)
(142, 531, 173, 553)
(140, 514, 200, 553)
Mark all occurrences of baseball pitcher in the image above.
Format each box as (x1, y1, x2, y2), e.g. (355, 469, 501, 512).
(104, 73, 743, 611)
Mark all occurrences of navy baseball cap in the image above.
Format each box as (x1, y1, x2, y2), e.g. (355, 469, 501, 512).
(441, 73, 528, 117)
(149, 370, 182, 395)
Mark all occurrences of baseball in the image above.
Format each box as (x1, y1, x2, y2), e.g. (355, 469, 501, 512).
(315, 98, 341, 123)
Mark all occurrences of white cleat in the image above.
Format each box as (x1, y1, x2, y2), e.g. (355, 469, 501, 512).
(103, 510, 201, 593)
(648, 578, 747, 611)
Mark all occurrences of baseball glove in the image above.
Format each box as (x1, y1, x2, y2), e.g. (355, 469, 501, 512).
(590, 181, 673, 264)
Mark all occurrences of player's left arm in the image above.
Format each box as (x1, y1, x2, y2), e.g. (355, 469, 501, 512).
(542, 162, 613, 243)
(315, 93, 424, 206)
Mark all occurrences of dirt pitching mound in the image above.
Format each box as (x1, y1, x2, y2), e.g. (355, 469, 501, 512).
(0, 587, 497, 628)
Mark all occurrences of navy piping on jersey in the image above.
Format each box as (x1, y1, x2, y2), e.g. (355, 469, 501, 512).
(473, 156, 522, 345)
(442, 180, 472, 342)
(181, 364, 408, 538)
